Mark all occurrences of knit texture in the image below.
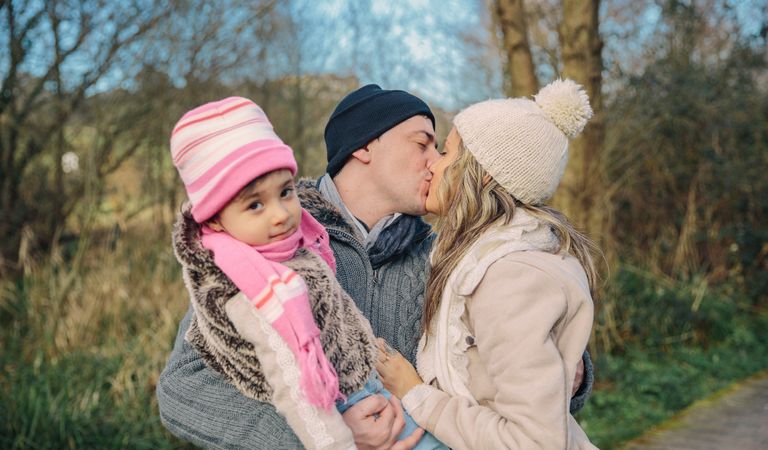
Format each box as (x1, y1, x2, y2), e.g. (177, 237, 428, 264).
(454, 79, 592, 204)
(324, 84, 435, 177)
(170, 96, 297, 222)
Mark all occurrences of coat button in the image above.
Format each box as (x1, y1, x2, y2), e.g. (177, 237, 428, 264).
(466, 336, 475, 346)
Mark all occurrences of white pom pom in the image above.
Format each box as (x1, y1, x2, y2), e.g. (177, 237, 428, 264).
(534, 79, 593, 139)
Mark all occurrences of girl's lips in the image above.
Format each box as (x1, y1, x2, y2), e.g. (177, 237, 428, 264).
(271, 227, 296, 241)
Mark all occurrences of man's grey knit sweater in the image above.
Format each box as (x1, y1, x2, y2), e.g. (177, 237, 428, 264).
(156, 180, 592, 449)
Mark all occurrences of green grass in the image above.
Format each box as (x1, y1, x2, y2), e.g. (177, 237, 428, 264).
(0, 226, 194, 449)
(1, 349, 187, 449)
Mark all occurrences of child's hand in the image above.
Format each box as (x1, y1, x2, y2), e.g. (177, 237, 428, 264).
(375, 338, 423, 399)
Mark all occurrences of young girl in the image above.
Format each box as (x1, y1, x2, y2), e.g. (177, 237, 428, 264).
(377, 79, 600, 449)
(169, 97, 445, 450)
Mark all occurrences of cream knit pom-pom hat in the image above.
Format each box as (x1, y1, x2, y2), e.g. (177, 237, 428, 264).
(453, 79, 592, 204)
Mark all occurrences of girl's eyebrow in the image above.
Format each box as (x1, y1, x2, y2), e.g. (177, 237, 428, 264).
(238, 190, 261, 202)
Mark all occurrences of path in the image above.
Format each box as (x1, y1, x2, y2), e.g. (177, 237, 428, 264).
(624, 372, 768, 450)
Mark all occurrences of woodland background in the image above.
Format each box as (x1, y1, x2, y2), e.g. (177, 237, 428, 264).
(1, 0, 767, 448)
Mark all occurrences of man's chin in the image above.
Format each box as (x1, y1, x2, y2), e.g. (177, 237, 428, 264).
(411, 199, 429, 217)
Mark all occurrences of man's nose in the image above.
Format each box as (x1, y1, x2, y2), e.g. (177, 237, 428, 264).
(426, 147, 441, 166)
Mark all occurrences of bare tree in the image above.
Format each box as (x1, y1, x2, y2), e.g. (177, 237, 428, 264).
(0, 0, 170, 274)
(556, 0, 607, 246)
(493, 0, 539, 97)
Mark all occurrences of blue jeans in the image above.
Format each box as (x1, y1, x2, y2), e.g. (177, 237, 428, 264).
(336, 372, 447, 450)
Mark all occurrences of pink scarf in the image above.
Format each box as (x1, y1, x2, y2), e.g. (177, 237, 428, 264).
(201, 209, 340, 410)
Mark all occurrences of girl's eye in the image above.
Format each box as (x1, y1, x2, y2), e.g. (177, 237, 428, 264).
(281, 188, 294, 198)
(248, 202, 263, 211)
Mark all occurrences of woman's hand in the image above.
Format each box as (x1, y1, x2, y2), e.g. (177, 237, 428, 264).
(375, 338, 423, 399)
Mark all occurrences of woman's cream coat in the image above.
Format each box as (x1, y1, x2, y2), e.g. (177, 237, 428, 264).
(403, 250, 598, 449)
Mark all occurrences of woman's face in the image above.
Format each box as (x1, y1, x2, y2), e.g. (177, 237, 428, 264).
(426, 127, 461, 215)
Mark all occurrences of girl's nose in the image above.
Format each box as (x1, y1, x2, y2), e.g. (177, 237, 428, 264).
(271, 204, 290, 224)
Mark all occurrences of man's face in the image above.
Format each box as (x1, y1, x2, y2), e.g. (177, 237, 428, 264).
(209, 169, 302, 246)
(366, 115, 440, 216)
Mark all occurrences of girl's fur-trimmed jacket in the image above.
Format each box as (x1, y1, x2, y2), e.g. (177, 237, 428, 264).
(171, 206, 377, 449)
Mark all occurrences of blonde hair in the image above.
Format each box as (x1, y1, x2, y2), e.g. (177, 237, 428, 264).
(423, 141, 600, 334)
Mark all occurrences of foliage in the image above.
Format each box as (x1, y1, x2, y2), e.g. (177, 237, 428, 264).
(604, 2, 768, 283)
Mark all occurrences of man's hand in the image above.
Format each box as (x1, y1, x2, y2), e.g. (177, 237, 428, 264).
(342, 394, 407, 450)
(572, 357, 585, 396)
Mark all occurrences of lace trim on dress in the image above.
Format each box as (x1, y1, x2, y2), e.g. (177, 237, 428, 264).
(248, 305, 335, 449)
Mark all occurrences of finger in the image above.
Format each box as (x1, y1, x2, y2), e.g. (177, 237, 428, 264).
(376, 337, 398, 356)
(391, 427, 425, 450)
(387, 396, 407, 440)
(348, 394, 389, 419)
(572, 359, 586, 396)
(375, 359, 387, 375)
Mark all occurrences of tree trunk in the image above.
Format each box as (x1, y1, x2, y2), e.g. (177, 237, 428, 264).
(556, 0, 608, 248)
(493, 0, 539, 97)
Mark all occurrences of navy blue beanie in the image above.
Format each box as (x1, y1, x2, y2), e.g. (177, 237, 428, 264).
(324, 84, 435, 177)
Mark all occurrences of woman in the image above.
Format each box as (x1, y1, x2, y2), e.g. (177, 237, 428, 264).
(376, 79, 600, 449)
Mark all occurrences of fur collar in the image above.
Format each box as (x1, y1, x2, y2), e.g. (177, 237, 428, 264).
(296, 178, 355, 235)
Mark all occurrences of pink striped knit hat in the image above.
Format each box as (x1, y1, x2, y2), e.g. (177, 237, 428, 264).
(171, 97, 297, 223)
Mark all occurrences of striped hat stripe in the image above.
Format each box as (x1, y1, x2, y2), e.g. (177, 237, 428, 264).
(186, 140, 285, 193)
(173, 117, 268, 164)
(172, 99, 252, 136)
(178, 126, 282, 182)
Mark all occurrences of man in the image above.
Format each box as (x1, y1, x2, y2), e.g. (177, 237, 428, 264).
(156, 84, 593, 449)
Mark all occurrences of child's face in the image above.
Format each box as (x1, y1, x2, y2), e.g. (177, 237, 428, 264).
(209, 169, 302, 246)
